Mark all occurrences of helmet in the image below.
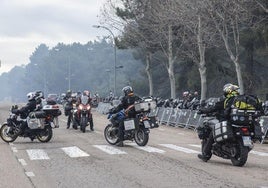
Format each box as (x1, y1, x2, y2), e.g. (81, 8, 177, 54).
(27, 92, 35, 101)
(83, 90, 89, 96)
(183, 91, 189, 97)
(71, 93, 77, 98)
(122, 86, 133, 96)
(223, 83, 240, 97)
(35, 90, 44, 99)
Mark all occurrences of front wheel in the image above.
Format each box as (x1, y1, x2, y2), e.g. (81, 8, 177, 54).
(230, 139, 249, 167)
(80, 116, 87, 133)
(104, 124, 119, 145)
(134, 128, 149, 146)
(37, 126, 53, 143)
(0, 123, 18, 143)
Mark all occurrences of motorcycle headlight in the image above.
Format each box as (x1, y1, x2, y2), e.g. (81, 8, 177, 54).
(87, 106, 91, 110)
(79, 105, 83, 110)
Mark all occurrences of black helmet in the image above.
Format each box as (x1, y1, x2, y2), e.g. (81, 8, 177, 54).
(35, 90, 44, 99)
(122, 86, 133, 96)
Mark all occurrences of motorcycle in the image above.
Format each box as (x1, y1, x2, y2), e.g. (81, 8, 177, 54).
(197, 110, 261, 167)
(104, 100, 158, 146)
(0, 104, 61, 143)
(75, 95, 93, 133)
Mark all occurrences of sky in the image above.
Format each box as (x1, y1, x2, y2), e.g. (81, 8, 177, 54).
(0, 0, 109, 75)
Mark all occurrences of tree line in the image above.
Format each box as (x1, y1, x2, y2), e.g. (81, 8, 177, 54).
(0, 40, 146, 102)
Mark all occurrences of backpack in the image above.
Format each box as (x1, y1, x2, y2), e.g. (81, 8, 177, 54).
(226, 94, 261, 125)
(231, 95, 260, 110)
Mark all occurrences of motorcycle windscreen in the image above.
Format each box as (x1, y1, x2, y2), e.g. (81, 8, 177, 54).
(81, 96, 89, 105)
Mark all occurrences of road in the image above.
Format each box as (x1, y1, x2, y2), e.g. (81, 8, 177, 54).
(0, 102, 268, 188)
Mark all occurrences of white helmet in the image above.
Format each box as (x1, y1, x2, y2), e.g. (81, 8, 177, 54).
(27, 92, 35, 101)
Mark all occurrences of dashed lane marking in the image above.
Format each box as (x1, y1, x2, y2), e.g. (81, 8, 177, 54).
(25, 171, 35, 177)
(11, 147, 18, 153)
(159, 144, 200, 154)
(26, 149, 50, 160)
(126, 143, 166, 153)
(61, 146, 90, 158)
(250, 151, 268, 157)
(18, 158, 27, 166)
(93, 145, 127, 155)
(189, 144, 201, 148)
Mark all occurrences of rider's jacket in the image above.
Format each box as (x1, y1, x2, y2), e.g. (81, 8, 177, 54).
(199, 96, 226, 122)
(112, 94, 141, 118)
(14, 100, 37, 119)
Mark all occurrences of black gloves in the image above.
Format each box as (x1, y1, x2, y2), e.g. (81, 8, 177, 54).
(109, 108, 115, 114)
(197, 109, 204, 114)
(11, 109, 20, 115)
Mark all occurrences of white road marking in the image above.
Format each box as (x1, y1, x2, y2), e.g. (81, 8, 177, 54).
(159, 144, 200, 154)
(93, 145, 127, 155)
(94, 130, 102, 134)
(250, 151, 268, 157)
(126, 143, 166, 153)
(25, 172, 35, 177)
(177, 133, 185, 135)
(18, 159, 27, 166)
(27, 149, 50, 160)
(189, 144, 201, 148)
(11, 147, 18, 153)
(61, 146, 90, 158)
(158, 128, 165, 131)
(9, 143, 14, 146)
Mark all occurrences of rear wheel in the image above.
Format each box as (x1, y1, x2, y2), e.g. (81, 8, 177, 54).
(104, 124, 119, 145)
(0, 123, 18, 143)
(230, 139, 249, 167)
(134, 128, 149, 146)
(37, 126, 53, 142)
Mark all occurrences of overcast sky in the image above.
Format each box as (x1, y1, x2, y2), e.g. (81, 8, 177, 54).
(0, 0, 109, 74)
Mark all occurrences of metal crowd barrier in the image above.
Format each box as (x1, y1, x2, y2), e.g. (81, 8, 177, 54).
(97, 102, 268, 144)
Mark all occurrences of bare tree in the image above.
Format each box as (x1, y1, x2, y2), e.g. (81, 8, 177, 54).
(170, 0, 218, 101)
(254, 0, 268, 13)
(101, 0, 163, 96)
(204, 0, 255, 94)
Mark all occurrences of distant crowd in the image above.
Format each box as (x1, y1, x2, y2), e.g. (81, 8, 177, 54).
(53, 89, 268, 116)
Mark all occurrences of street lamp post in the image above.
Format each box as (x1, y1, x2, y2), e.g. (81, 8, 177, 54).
(105, 69, 111, 92)
(68, 55, 71, 91)
(93, 25, 117, 96)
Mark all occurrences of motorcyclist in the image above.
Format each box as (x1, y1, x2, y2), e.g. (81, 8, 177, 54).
(197, 83, 240, 162)
(12, 92, 38, 133)
(65, 92, 78, 129)
(109, 86, 141, 147)
(76, 90, 94, 131)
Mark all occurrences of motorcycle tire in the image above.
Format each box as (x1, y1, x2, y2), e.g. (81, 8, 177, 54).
(134, 128, 149, 146)
(230, 139, 249, 167)
(37, 126, 53, 143)
(0, 123, 18, 143)
(80, 117, 87, 133)
(104, 124, 119, 145)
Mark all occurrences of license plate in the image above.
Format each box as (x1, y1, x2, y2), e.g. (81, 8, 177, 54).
(242, 136, 252, 146)
(143, 120, 150, 128)
(124, 119, 136, 130)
